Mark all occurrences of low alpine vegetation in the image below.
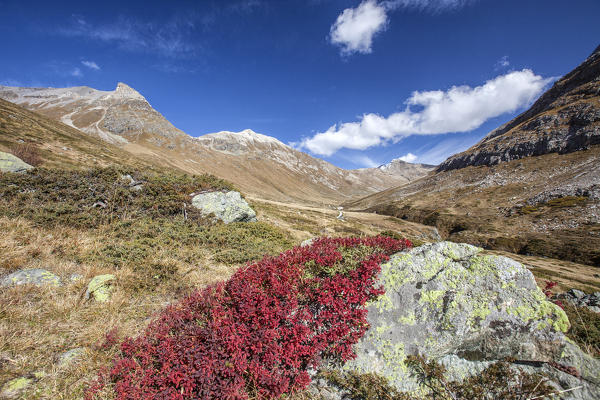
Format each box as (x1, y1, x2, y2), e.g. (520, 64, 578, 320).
(86, 236, 411, 399)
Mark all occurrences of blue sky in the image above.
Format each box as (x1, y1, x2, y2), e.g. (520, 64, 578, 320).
(1, 0, 599, 169)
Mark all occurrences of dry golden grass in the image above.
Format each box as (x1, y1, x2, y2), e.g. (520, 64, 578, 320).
(0, 217, 241, 399)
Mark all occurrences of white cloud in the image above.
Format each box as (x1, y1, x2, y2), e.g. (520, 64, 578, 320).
(71, 67, 83, 77)
(329, 0, 477, 55)
(399, 153, 417, 163)
(81, 60, 100, 70)
(329, 0, 388, 55)
(300, 70, 552, 156)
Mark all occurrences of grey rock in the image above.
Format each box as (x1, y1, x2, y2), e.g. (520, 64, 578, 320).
(559, 290, 600, 313)
(301, 238, 316, 247)
(0, 152, 33, 173)
(0, 269, 61, 288)
(343, 242, 600, 398)
(191, 191, 257, 224)
(57, 348, 86, 368)
(569, 289, 587, 300)
(120, 174, 143, 191)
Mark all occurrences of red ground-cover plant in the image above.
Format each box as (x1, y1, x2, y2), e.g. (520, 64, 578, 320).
(87, 236, 411, 400)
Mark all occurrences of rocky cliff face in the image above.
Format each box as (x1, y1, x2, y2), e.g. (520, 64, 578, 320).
(438, 44, 600, 172)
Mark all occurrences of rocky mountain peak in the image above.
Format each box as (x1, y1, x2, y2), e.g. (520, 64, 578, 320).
(111, 82, 147, 102)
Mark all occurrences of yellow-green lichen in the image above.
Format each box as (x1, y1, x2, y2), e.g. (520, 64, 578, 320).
(420, 290, 445, 308)
(398, 312, 416, 326)
(2, 377, 32, 394)
(506, 299, 570, 333)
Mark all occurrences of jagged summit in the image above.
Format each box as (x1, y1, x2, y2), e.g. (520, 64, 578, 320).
(111, 82, 147, 102)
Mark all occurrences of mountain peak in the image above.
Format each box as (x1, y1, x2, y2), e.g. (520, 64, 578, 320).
(112, 82, 147, 101)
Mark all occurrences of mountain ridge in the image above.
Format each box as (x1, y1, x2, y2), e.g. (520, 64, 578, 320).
(0, 84, 435, 204)
(438, 44, 600, 171)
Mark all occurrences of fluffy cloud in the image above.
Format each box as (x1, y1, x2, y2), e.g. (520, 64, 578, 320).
(300, 70, 552, 156)
(81, 60, 100, 70)
(329, 0, 477, 55)
(329, 0, 388, 55)
(398, 153, 417, 162)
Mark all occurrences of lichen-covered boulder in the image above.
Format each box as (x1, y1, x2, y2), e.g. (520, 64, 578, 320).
(0, 151, 33, 173)
(85, 274, 116, 302)
(191, 191, 257, 224)
(346, 242, 600, 399)
(0, 268, 61, 287)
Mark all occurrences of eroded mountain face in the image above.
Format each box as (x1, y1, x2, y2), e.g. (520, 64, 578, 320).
(439, 44, 600, 171)
(0, 83, 434, 204)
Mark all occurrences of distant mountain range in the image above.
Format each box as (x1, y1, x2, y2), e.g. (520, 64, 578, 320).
(0, 83, 434, 204)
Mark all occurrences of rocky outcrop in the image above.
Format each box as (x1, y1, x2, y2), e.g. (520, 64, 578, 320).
(339, 242, 599, 399)
(0, 152, 33, 173)
(191, 191, 257, 223)
(439, 44, 600, 172)
(0, 269, 61, 287)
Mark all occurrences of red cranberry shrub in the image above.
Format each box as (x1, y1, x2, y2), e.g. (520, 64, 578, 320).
(87, 236, 411, 400)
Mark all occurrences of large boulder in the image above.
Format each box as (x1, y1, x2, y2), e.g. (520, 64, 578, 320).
(0, 268, 61, 287)
(0, 151, 33, 173)
(191, 191, 257, 224)
(343, 242, 600, 399)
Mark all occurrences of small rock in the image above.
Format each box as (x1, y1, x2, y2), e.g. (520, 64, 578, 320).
(0, 376, 33, 399)
(69, 273, 83, 282)
(92, 201, 107, 209)
(191, 191, 257, 224)
(85, 274, 116, 302)
(57, 348, 86, 368)
(568, 288, 586, 300)
(121, 174, 143, 191)
(0, 372, 44, 399)
(0, 268, 61, 288)
(301, 238, 316, 247)
(0, 152, 33, 174)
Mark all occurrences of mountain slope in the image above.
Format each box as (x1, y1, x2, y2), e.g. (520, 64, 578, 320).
(0, 98, 151, 170)
(0, 84, 434, 204)
(346, 45, 600, 266)
(439, 44, 600, 171)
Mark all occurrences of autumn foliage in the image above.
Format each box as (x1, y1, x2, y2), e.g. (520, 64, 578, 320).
(87, 236, 410, 399)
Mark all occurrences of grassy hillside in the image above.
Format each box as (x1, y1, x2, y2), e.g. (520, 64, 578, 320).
(346, 146, 600, 273)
